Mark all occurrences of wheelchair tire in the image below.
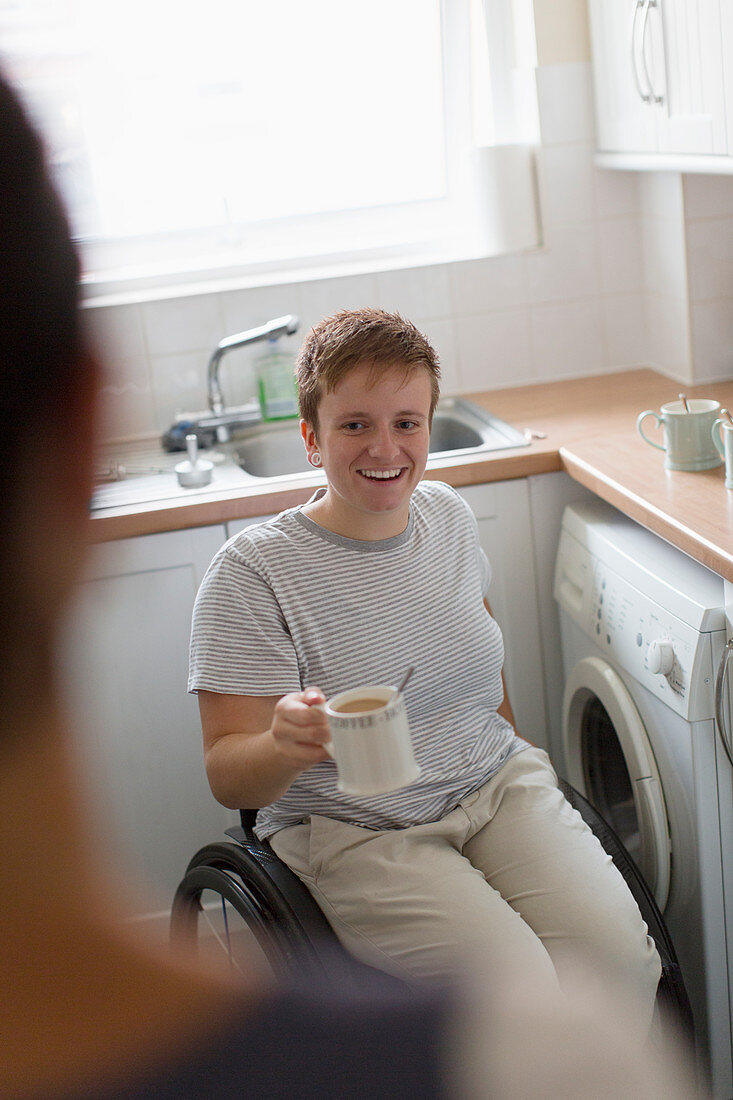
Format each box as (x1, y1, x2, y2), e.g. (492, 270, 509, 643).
(558, 777, 695, 1051)
(171, 842, 340, 979)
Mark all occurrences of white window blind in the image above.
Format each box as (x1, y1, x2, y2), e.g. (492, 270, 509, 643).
(0, 0, 538, 297)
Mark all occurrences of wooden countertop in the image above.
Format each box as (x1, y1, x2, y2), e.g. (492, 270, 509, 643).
(90, 369, 733, 581)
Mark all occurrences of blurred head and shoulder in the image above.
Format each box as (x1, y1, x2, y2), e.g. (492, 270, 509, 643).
(0, 68, 253, 1099)
(0, 68, 91, 703)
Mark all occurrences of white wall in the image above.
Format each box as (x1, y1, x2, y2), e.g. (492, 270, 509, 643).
(641, 173, 691, 383)
(635, 171, 733, 387)
(683, 174, 733, 385)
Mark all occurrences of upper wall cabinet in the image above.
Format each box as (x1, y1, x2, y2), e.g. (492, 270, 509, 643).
(588, 0, 731, 167)
(723, 1, 733, 153)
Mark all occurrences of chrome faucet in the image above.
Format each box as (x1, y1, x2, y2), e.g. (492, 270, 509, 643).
(161, 313, 300, 451)
(207, 314, 299, 416)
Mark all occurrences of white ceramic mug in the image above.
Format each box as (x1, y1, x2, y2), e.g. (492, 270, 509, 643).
(322, 684, 421, 797)
(637, 398, 722, 471)
(712, 417, 733, 489)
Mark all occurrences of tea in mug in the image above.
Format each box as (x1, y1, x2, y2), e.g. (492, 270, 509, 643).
(333, 697, 387, 714)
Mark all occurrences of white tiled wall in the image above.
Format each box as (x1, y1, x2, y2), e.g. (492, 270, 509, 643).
(87, 60, 733, 445)
(640, 173, 691, 384)
(632, 170, 733, 388)
(684, 175, 733, 386)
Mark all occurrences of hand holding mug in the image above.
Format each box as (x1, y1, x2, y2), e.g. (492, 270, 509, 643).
(271, 688, 331, 766)
(271, 684, 421, 796)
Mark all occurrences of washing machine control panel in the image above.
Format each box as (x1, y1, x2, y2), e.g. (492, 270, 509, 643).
(589, 562, 714, 721)
(555, 527, 719, 722)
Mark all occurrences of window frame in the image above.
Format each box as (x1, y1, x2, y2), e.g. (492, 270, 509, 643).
(3, 0, 538, 301)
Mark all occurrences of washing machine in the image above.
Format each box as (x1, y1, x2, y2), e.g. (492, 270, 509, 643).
(553, 498, 731, 1097)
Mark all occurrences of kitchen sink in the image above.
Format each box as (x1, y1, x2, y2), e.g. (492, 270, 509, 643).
(90, 398, 528, 511)
(231, 397, 528, 480)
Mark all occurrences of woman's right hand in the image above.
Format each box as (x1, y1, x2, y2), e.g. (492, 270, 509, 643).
(270, 686, 332, 767)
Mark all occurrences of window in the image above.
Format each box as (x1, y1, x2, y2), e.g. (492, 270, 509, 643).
(0, 0, 538, 297)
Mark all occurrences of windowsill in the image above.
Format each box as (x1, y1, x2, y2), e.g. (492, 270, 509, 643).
(79, 238, 537, 311)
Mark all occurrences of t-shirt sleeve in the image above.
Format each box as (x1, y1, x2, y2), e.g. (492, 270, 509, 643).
(188, 544, 302, 696)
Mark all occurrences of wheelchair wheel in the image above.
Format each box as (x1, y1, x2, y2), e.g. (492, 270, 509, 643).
(170, 842, 340, 979)
(558, 778, 695, 1052)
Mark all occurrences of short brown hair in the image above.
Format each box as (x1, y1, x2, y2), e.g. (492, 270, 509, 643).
(296, 308, 440, 433)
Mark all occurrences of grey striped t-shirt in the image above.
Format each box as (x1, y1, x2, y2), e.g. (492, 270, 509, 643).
(189, 480, 525, 838)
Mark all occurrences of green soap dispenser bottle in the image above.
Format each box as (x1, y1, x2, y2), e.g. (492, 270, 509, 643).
(256, 338, 299, 421)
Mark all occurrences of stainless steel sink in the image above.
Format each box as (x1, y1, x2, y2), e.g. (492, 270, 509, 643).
(90, 397, 528, 512)
(231, 398, 528, 480)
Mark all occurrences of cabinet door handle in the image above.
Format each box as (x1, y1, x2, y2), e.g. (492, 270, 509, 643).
(640, 0, 664, 105)
(631, 0, 652, 103)
(715, 638, 733, 769)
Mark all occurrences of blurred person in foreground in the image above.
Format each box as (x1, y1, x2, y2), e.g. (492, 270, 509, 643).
(0, 68, 699, 1099)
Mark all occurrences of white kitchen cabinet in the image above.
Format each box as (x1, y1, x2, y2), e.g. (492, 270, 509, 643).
(526, 472, 597, 771)
(60, 523, 234, 916)
(588, 0, 729, 163)
(458, 481, 549, 752)
(588, 0, 657, 154)
(723, 2, 733, 154)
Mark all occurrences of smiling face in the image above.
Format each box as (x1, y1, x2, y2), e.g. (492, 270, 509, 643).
(300, 361, 432, 540)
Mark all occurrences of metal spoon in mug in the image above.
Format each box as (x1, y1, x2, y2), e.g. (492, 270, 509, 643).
(722, 408, 733, 426)
(391, 666, 414, 702)
(678, 393, 690, 413)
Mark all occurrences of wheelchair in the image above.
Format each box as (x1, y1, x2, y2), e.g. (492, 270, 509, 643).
(171, 778, 695, 1046)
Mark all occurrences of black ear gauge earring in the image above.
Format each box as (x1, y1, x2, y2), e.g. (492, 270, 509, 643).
(310, 452, 322, 467)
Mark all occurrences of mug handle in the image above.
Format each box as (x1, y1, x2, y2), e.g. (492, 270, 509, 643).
(637, 409, 665, 451)
(712, 418, 726, 457)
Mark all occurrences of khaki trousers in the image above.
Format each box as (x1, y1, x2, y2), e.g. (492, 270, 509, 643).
(271, 747, 661, 1024)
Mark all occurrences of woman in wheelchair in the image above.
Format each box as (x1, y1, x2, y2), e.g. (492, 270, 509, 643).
(190, 308, 662, 1034)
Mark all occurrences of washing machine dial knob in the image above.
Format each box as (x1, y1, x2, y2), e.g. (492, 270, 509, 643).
(647, 639, 675, 676)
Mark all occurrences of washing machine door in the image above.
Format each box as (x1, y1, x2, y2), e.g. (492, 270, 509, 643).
(563, 657, 671, 911)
